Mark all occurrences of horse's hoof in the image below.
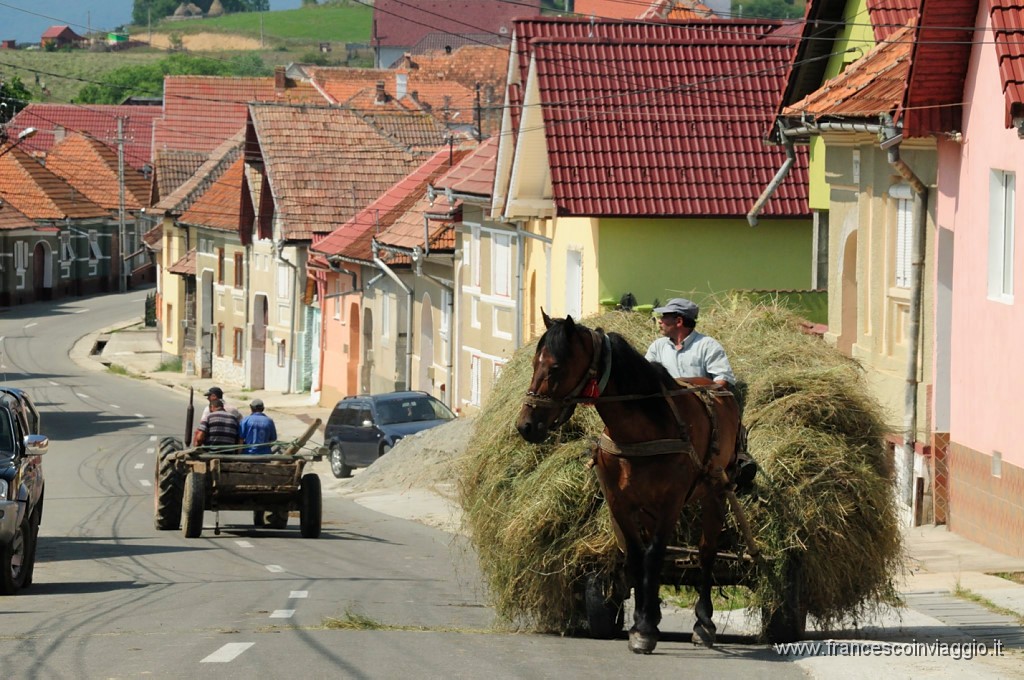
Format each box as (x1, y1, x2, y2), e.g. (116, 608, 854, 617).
(628, 629, 658, 654)
(692, 621, 716, 648)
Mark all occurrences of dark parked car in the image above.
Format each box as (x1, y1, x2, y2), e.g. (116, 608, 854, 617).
(325, 391, 455, 478)
(0, 386, 48, 595)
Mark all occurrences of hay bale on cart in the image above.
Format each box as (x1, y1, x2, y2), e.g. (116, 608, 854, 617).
(458, 298, 903, 640)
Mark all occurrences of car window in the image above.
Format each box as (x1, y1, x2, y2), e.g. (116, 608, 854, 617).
(377, 397, 454, 425)
(354, 407, 372, 425)
(0, 410, 14, 457)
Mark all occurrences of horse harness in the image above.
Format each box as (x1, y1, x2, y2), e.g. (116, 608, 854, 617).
(522, 327, 613, 429)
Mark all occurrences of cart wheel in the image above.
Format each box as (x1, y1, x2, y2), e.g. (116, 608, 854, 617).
(154, 438, 184, 530)
(266, 508, 289, 530)
(762, 557, 807, 643)
(584, 572, 625, 639)
(330, 445, 351, 478)
(182, 471, 206, 538)
(300, 473, 322, 538)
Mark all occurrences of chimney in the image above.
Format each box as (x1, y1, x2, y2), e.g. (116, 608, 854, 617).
(53, 125, 65, 144)
(402, 52, 417, 69)
(274, 66, 286, 94)
(375, 81, 388, 104)
(395, 72, 407, 100)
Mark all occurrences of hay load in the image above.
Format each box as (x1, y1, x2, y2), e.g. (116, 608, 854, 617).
(458, 298, 903, 634)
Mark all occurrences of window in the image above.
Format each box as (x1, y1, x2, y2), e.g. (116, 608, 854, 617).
(88, 230, 102, 261)
(277, 263, 290, 299)
(60, 232, 74, 262)
(566, 248, 582, 319)
(471, 226, 481, 287)
(470, 355, 481, 406)
(14, 241, 28, 270)
(381, 293, 391, 340)
(333, 278, 341, 320)
(989, 170, 1016, 301)
(216, 248, 225, 285)
(216, 323, 224, 357)
(233, 252, 243, 288)
(891, 186, 913, 289)
(277, 340, 287, 367)
(493, 233, 511, 297)
(232, 328, 244, 362)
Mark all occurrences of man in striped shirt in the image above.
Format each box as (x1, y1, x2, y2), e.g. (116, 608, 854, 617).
(194, 399, 241, 448)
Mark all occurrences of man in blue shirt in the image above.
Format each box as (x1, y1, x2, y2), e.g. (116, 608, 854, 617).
(239, 399, 277, 455)
(647, 298, 756, 494)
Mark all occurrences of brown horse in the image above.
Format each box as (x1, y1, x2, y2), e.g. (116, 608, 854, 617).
(516, 312, 742, 654)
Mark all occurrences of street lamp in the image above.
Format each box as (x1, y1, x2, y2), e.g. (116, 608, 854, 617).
(0, 126, 37, 159)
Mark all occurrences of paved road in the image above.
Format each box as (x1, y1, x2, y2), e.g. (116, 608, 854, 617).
(1, 291, 812, 679)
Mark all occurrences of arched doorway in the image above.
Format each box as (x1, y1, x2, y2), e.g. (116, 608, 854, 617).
(32, 241, 53, 301)
(419, 292, 434, 391)
(347, 302, 360, 396)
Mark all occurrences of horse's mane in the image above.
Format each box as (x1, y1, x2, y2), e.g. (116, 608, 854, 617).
(541, 316, 677, 397)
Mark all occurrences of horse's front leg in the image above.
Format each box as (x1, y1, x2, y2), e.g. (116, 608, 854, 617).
(626, 533, 667, 655)
(693, 493, 725, 647)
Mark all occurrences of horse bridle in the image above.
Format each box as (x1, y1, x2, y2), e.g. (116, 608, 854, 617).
(522, 328, 613, 428)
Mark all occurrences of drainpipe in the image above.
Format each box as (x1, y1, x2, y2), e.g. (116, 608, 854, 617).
(512, 221, 552, 344)
(881, 118, 929, 509)
(372, 240, 413, 390)
(275, 239, 298, 394)
(748, 121, 797, 226)
(451, 249, 463, 410)
(326, 256, 360, 293)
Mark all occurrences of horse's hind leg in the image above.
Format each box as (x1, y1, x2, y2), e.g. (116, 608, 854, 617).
(693, 495, 725, 647)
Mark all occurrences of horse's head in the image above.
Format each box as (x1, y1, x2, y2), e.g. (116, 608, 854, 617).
(516, 310, 600, 443)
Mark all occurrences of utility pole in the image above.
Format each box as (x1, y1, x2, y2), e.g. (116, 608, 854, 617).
(117, 117, 127, 293)
(148, 6, 152, 45)
(260, 13, 264, 49)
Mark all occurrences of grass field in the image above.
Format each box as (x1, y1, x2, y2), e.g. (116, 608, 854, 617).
(0, 51, 167, 104)
(137, 2, 373, 45)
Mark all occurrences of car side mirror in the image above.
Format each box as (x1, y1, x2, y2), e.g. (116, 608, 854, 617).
(361, 419, 374, 428)
(24, 434, 48, 453)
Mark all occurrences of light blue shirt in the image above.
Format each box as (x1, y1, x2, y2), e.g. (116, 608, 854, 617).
(645, 330, 735, 385)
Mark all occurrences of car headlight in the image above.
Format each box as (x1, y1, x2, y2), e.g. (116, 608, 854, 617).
(0, 479, 8, 500)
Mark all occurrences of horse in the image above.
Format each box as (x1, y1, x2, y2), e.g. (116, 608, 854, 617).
(516, 311, 743, 654)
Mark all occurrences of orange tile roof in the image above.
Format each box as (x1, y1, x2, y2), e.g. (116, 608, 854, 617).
(312, 147, 469, 262)
(154, 131, 244, 215)
(433, 137, 497, 197)
(574, 0, 648, 19)
(398, 45, 509, 97)
(249, 103, 423, 241)
(783, 24, 913, 120)
(637, 0, 716, 20)
(0, 144, 109, 220)
(0, 202, 33, 231)
(154, 149, 207, 201)
(44, 133, 151, 211)
(179, 157, 245, 233)
(168, 249, 197, 276)
(142, 223, 163, 251)
(375, 192, 459, 259)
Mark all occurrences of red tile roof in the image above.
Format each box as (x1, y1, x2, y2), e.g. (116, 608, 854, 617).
(154, 76, 323, 156)
(372, 0, 538, 49)
(517, 22, 807, 217)
(991, 0, 1024, 127)
(45, 133, 152, 211)
(783, 25, 913, 119)
(312, 147, 468, 262)
(249, 104, 423, 241)
(433, 137, 498, 197)
(41, 25, 83, 40)
(0, 144, 109, 220)
(179, 157, 245, 233)
(866, 0, 919, 42)
(375, 192, 460, 260)
(5, 103, 160, 170)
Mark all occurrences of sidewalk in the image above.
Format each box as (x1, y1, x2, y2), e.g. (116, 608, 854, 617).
(76, 319, 1024, 672)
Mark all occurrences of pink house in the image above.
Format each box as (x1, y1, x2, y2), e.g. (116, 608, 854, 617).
(938, 0, 1024, 555)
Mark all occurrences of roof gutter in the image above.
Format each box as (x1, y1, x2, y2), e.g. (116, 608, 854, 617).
(749, 118, 895, 226)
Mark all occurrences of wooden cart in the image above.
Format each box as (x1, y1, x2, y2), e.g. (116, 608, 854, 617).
(153, 418, 325, 539)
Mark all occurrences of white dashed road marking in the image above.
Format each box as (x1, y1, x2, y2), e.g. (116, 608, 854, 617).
(76, 393, 90, 399)
(266, 565, 285, 573)
(289, 591, 308, 599)
(109, 404, 120, 409)
(235, 541, 254, 549)
(146, 448, 154, 454)
(134, 463, 144, 469)
(24, 322, 37, 328)
(48, 381, 58, 386)
(147, 424, 155, 429)
(149, 435, 157, 441)
(270, 610, 295, 619)
(201, 643, 254, 663)
(133, 413, 145, 418)
(74, 308, 89, 314)
(139, 480, 151, 487)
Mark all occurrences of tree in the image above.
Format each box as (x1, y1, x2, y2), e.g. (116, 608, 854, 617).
(75, 53, 269, 105)
(0, 76, 31, 124)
